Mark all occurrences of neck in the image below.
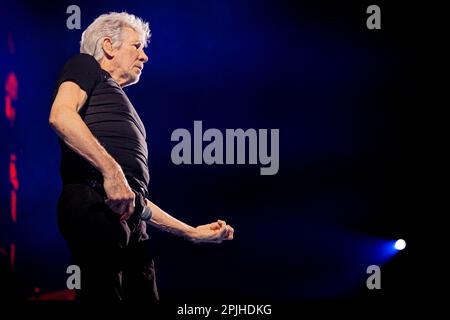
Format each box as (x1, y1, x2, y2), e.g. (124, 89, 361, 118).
(99, 59, 125, 87)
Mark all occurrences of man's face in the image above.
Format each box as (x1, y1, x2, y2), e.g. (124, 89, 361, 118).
(112, 27, 149, 87)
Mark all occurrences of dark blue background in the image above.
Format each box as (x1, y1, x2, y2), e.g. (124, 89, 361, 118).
(0, 0, 426, 300)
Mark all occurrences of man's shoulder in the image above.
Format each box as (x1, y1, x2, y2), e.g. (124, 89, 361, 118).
(63, 53, 100, 71)
(56, 53, 102, 96)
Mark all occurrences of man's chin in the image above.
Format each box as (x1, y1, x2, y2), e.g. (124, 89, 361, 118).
(123, 75, 140, 88)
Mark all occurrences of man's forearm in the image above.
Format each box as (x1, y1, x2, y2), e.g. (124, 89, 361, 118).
(49, 107, 119, 176)
(145, 199, 196, 240)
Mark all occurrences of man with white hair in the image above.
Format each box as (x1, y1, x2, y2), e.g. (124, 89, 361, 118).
(49, 12, 234, 302)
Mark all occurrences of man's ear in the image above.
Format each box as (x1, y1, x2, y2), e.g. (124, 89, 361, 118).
(101, 37, 115, 59)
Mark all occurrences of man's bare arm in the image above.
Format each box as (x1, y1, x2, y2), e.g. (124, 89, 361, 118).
(49, 81, 135, 218)
(145, 199, 234, 243)
(49, 82, 118, 174)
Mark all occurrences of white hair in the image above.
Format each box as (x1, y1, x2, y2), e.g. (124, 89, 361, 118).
(80, 12, 151, 62)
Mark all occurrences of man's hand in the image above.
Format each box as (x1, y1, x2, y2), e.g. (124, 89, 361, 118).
(190, 219, 234, 244)
(103, 166, 135, 221)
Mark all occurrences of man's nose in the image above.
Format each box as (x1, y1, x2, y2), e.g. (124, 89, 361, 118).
(140, 51, 149, 63)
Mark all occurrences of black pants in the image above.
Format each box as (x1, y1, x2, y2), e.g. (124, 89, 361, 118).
(57, 183, 159, 302)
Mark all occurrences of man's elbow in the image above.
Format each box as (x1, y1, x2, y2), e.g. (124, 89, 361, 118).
(48, 113, 58, 129)
(48, 109, 63, 131)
